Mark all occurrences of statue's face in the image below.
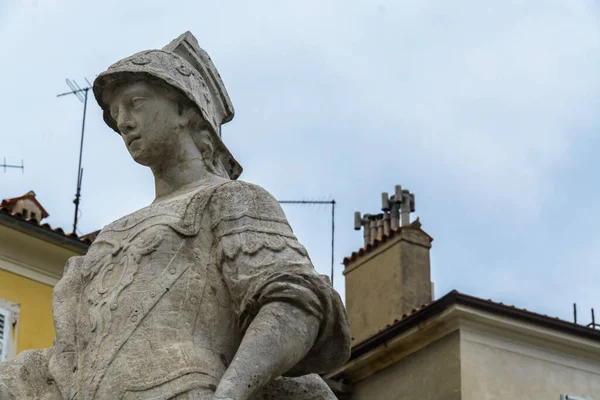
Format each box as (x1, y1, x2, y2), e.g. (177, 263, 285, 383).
(108, 80, 183, 167)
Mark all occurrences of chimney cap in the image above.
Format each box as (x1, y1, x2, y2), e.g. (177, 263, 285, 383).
(354, 211, 362, 230)
(381, 192, 390, 211)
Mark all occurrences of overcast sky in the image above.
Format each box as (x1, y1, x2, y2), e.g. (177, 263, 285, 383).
(1, 0, 599, 325)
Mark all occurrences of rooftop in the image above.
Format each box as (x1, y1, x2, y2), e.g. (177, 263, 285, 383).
(0, 190, 49, 220)
(0, 191, 93, 251)
(350, 290, 600, 361)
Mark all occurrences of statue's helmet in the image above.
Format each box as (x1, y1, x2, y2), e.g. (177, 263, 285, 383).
(93, 32, 242, 180)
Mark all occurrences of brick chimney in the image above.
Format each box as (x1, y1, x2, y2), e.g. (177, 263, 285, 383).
(345, 185, 433, 344)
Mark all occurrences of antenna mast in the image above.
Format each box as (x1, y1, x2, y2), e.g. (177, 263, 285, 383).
(279, 199, 336, 286)
(1, 158, 24, 173)
(57, 78, 92, 235)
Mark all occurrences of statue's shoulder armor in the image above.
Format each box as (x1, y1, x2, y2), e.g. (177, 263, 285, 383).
(210, 180, 287, 225)
(91, 179, 230, 240)
(210, 181, 307, 264)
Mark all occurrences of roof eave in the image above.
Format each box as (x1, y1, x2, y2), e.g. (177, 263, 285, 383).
(349, 290, 600, 361)
(0, 212, 89, 254)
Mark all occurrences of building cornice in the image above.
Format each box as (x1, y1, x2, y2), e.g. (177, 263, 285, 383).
(327, 291, 600, 383)
(0, 212, 89, 254)
(0, 253, 61, 286)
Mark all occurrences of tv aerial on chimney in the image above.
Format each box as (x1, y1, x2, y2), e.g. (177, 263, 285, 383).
(1, 158, 24, 173)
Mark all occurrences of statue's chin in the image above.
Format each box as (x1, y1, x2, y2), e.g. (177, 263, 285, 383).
(128, 151, 152, 167)
(126, 143, 153, 167)
(132, 156, 152, 167)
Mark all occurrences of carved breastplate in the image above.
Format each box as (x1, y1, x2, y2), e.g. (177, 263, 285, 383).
(80, 210, 183, 352)
(70, 182, 240, 399)
(74, 189, 212, 398)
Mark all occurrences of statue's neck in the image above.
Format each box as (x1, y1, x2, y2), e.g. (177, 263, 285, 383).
(151, 156, 210, 200)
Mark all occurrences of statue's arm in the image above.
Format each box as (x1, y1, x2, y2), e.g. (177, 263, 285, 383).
(209, 182, 351, 399)
(214, 301, 319, 400)
(48, 255, 84, 399)
(0, 348, 60, 399)
(52, 256, 83, 349)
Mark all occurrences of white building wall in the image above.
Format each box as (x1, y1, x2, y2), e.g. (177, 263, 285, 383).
(461, 327, 600, 400)
(351, 332, 462, 400)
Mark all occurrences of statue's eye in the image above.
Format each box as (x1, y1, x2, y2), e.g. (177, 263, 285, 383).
(132, 97, 146, 108)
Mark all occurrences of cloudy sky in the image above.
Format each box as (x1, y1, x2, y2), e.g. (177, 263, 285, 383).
(1, 0, 599, 325)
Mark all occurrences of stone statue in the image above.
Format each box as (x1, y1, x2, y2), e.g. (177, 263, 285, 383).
(0, 32, 350, 399)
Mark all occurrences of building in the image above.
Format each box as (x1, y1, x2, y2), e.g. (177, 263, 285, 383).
(326, 185, 600, 400)
(0, 191, 91, 361)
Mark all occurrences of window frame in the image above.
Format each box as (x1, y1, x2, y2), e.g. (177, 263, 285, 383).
(0, 299, 19, 362)
(0, 306, 12, 362)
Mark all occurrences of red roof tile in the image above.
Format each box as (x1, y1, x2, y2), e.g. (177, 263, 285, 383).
(343, 218, 434, 266)
(0, 190, 49, 219)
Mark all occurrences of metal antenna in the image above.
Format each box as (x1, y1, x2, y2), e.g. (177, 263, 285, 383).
(278, 199, 336, 287)
(57, 78, 93, 235)
(1, 158, 24, 173)
(587, 308, 599, 330)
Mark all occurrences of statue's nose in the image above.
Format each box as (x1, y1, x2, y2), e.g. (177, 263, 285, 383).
(116, 112, 137, 134)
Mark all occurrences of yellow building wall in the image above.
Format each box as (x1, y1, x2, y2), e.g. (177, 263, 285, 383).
(0, 268, 55, 354)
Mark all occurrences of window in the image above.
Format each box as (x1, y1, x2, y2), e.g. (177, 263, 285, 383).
(0, 301, 18, 362)
(0, 307, 11, 362)
(21, 209, 28, 218)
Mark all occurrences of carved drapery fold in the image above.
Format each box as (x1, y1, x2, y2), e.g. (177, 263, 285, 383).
(211, 181, 351, 375)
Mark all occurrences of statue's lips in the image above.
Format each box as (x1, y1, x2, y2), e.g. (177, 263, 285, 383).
(125, 136, 141, 146)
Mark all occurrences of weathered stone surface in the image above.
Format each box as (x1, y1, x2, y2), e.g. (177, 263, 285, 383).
(0, 349, 59, 399)
(0, 32, 350, 399)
